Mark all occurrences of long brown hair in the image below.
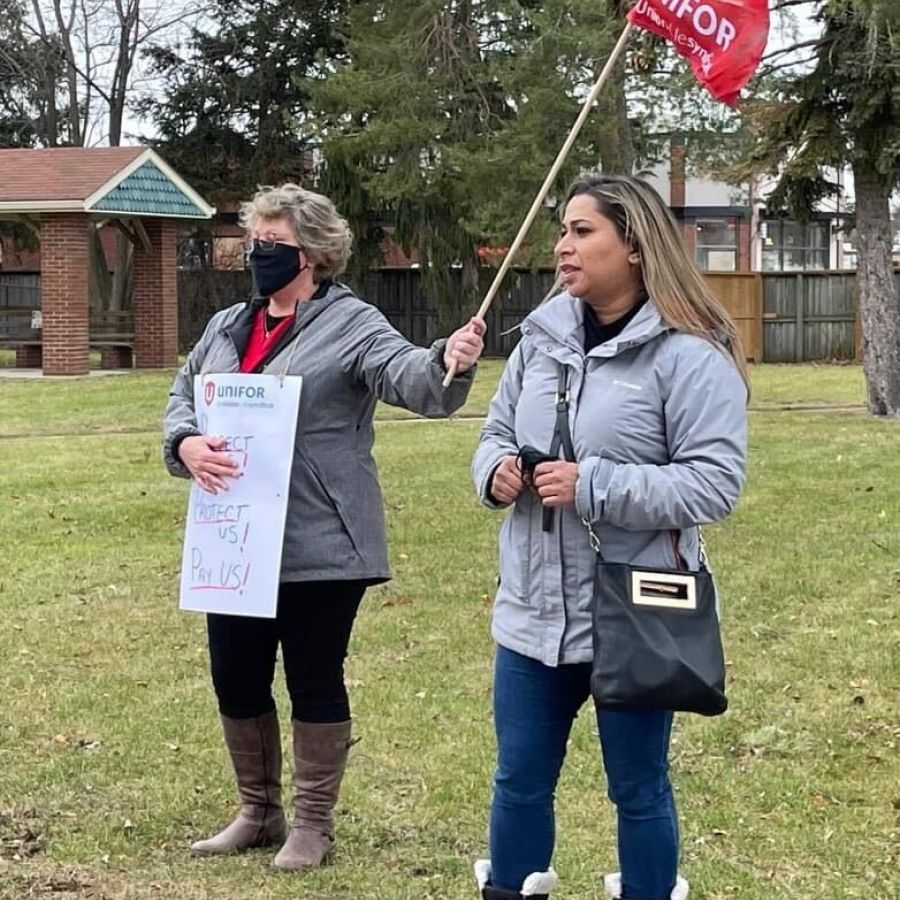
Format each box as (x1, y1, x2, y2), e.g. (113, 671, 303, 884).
(562, 173, 750, 391)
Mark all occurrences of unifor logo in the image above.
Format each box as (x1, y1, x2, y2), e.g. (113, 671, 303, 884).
(205, 380, 216, 406)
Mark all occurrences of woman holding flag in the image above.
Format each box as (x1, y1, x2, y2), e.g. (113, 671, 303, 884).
(471, 174, 748, 900)
(163, 183, 484, 871)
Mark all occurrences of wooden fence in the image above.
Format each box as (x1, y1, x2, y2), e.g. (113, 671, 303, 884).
(174, 267, 768, 359)
(705, 273, 763, 362)
(4, 267, 898, 363)
(762, 271, 860, 363)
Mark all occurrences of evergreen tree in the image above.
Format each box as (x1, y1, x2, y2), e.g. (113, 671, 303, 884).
(139, 0, 350, 205)
(313, 0, 629, 328)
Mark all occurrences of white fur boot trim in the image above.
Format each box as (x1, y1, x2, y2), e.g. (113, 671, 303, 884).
(521, 867, 559, 896)
(474, 859, 493, 891)
(603, 872, 689, 900)
(473, 859, 558, 896)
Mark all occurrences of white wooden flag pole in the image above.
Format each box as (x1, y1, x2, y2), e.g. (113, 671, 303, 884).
(443, 22, 634, 388)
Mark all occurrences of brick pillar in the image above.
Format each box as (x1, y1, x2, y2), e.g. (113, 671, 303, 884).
(40, 214, 91, 376)
(133, 218, 178, 367)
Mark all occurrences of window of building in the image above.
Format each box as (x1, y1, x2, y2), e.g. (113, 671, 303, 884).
(695, 218, 737, 271)
(761, 219, 829, 271)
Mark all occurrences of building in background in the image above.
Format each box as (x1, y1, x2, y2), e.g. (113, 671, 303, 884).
(643, 135, 854, 273)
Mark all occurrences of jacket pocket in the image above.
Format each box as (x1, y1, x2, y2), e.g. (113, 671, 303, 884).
(300, 452, 364, 559)
(519, 501, 534, 599)
(498, 497, 535, 603)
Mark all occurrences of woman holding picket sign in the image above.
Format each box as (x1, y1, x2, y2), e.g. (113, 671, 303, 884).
(163, 183, 484, 870)
(471, 174, 748, 900)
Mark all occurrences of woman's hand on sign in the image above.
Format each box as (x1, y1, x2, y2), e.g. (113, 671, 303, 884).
(444, 316, 487, 374)
(533, 461, 579, 508)
(179, 435, 240, 495)
(490, 455, 526, 505)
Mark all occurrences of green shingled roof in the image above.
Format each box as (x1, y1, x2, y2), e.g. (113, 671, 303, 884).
(90, 160, 207, 218)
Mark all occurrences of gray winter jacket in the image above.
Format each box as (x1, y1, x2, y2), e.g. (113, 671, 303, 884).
(472, 292, 747, 666)
(164, 282, 475, 583)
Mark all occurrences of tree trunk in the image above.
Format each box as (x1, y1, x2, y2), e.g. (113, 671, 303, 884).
(854, 163, 900, 416)
(460, 249, 480, 318)
(595, 37, 634, 174)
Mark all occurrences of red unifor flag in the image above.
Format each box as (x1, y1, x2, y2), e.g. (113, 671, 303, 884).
(628, 0, 770, 105)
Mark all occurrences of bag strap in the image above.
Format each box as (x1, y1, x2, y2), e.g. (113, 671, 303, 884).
(547, 366, 605, 553)
(563, 359, 692, 569)
(541, 368, 572, 532)
(551, 366, 576, 463)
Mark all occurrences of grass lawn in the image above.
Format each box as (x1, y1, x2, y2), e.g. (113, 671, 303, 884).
(0, 362, 897, 899)
(0, 360, 870, 438)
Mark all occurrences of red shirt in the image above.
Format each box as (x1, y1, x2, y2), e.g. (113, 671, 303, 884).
(239, 307, 296, 374)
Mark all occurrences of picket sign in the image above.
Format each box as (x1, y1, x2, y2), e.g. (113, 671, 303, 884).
(179, 373, 302, 618)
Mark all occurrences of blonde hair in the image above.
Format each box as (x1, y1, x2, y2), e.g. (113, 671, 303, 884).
(561, 174, 750, 391)
(240, 183, 352, 282)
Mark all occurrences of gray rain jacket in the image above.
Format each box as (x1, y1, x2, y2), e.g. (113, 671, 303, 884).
(164, 283, 474, 583)
(472, 293, 747, 666)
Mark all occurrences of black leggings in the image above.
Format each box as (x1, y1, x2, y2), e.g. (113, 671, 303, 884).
(206, 580, 366, 723)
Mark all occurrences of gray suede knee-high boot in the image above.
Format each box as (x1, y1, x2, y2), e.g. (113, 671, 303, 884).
(190, 712, 287, 855)
(273, 719, 352, 870)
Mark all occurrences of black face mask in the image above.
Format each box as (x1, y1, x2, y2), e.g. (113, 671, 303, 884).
(249, 241, 306, 297)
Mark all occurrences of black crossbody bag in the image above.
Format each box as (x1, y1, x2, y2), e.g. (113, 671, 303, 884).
(552, 367, 728, 717)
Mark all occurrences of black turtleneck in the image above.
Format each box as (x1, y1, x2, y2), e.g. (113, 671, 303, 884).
(583, 294, 647, 353)
(264, 279, 332, 333)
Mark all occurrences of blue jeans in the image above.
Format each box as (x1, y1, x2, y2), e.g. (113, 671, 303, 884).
(490, 646, 678, 899)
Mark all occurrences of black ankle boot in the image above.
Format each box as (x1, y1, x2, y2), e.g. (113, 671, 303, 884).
(482, 887, 550, 900)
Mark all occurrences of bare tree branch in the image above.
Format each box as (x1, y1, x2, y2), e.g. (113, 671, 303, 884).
(762, 38, 821, 61)
(19, 0, 210, 146)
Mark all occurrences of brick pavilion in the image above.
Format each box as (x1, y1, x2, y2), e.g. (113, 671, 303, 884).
(0, 146, 215, 375)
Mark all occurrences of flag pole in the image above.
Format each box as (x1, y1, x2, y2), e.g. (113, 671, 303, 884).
(443, 22, 634, 387)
